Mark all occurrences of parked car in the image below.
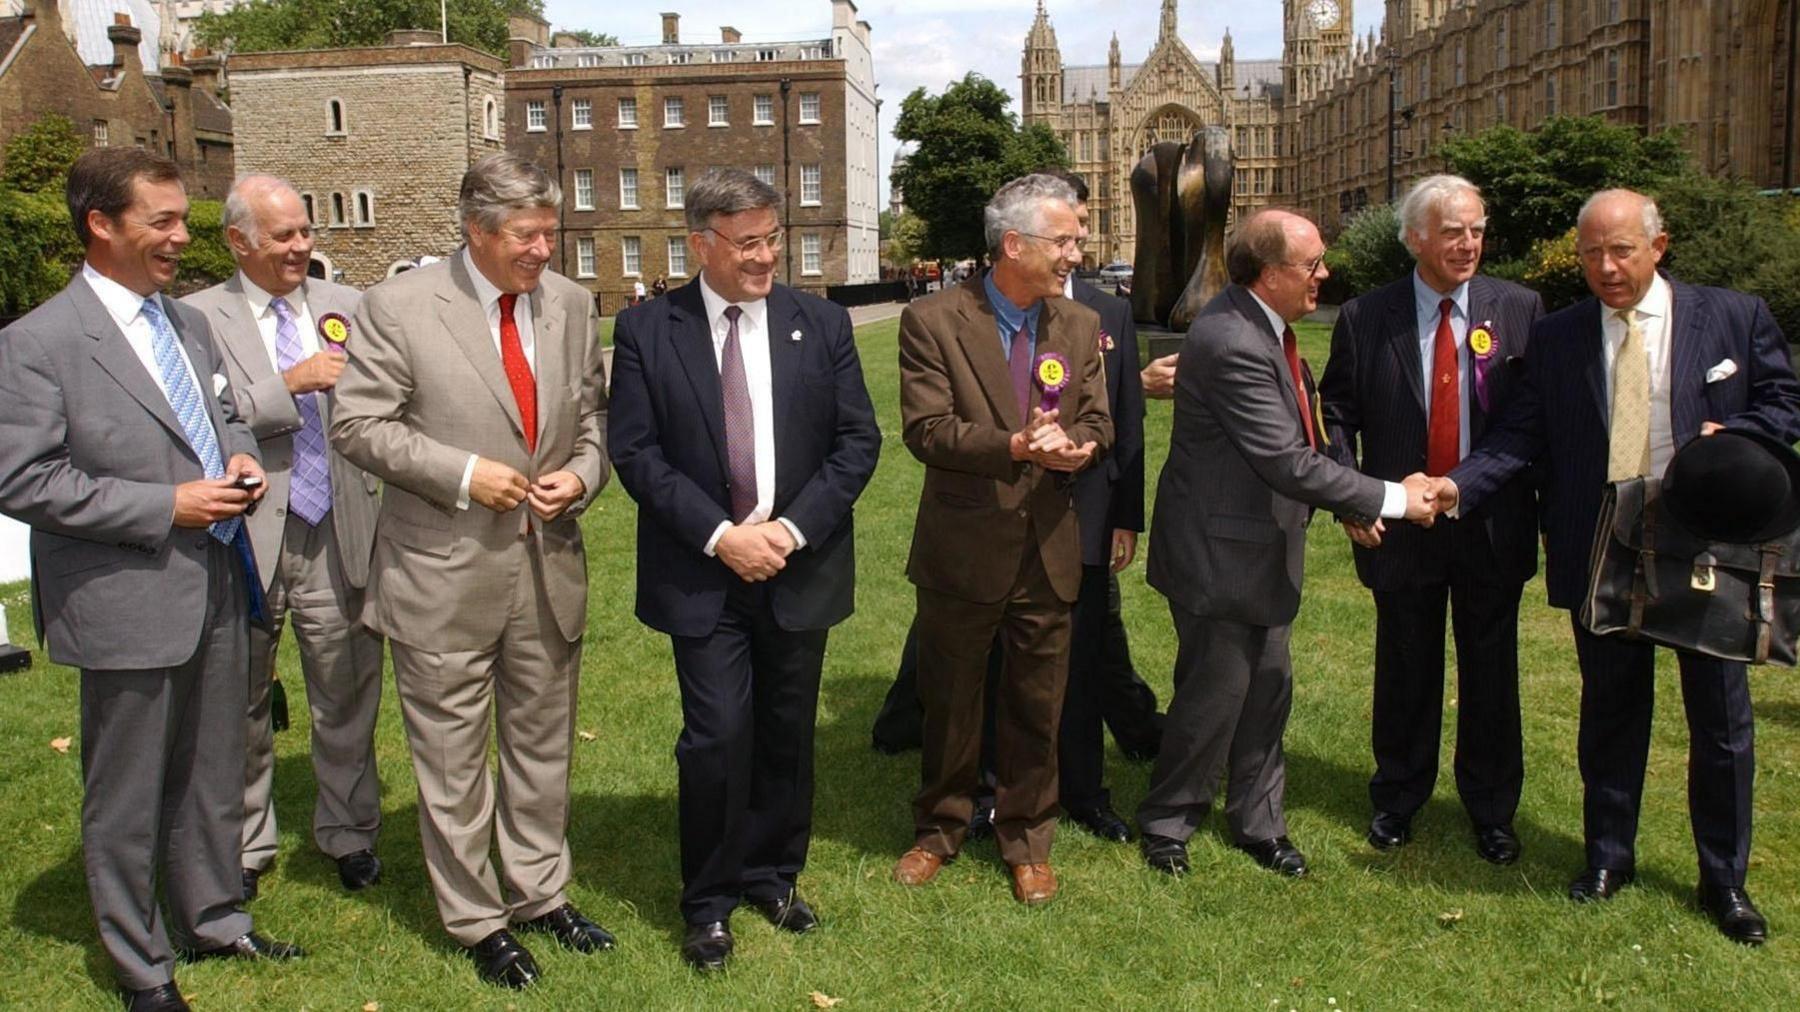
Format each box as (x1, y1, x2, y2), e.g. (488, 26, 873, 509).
(1098, 261, 1134, 286)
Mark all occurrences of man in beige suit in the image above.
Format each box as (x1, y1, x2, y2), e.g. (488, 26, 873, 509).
(331, 153, 612, 989)
(185, 175, 385, 903)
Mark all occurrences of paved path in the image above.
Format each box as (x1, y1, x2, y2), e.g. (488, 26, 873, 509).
(849, 301, 906, 326)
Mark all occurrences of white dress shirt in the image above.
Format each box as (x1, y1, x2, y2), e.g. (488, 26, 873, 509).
(1414, 271, 1472, 459)
(237, 274, 320, 371)
(455, 248, 540, 509)
(1601, 272, 1676, 477)
(81, 263, 214, 425)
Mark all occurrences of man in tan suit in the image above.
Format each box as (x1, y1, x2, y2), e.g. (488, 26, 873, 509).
(330, 153, 611, 989)
(185, 175, 385, 903)
(893, 174, 1112, 904)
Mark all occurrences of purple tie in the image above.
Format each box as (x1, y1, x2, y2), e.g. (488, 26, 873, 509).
(1009, 323, 1032, 421)
(720, 305, 757, 523)
(272, 296, 331, 525)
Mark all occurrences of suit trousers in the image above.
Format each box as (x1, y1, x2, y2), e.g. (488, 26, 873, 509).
(243, 511, 384, 871)
(390, 543, 578, 945)
(80, 540, 254, 990)
(1569, 617, 1754, 886)
(1137, 606, 1291, 845)
(1368, 542, 1524, 827)
(670, 579, 829, 924)
(913, 543, 1071, 866)
(1059, 564, 1126, 809)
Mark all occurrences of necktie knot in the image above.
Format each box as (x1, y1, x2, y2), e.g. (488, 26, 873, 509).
(270, 295, 293, 323)
(1439, 297, 1454, 320)
(724, 305, 743, 324)
(141, 296, 164, 324)
(499, 292, 517, 319)
(1616, 308, 1635, 326)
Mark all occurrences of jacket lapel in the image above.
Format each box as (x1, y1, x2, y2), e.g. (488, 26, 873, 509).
(1666, 279, 1710, 441)
(527, 283, 564, 454)
(73, 278, 190, 447)
(955, 280, 1022, 430)
(1577, 298, 1609, 428)
(212, 273, 280, 392)
(767, 285, 804, 480)
(1465, 276, 1492, 432)
(442, 255, 526, 444)
(668, 281, 730, 474)
(1384, 277, 1426, 414)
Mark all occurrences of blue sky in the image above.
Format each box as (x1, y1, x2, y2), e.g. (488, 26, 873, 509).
(540, 1, 1385, 203)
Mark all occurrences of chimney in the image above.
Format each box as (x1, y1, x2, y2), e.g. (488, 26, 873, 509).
(107, 20, 144, 75)
(507, 12, 550, 68)
(188, 53, 223, 97)
(720, 26, 741, 44)
(387, 28, 440, 46)
(660, 12, 679, 45)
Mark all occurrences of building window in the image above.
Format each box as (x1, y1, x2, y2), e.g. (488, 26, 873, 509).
(668, 51, 692, 64)
(1606, 50, 1621, 106)
(1546, 0, 1560, 47)
(753, 94, 774, 125)
(619, 167, 639, 209)
(301, 193, 316, 223)
(572, 98, 592, 129)
(483, 96, 500, 139)
(712, 49, 736, 62)
(1496, 14, 1509, 69)
(756, 48, 778, 61)
(574, 169, 594, 210)
(800, 164, 821, 205)
(799, 92, 820, 123)
(801, 234, 821, 275)
(326, 97, 346, 135)
(92, 119, 108, 146)
(622, 236, 642, 275)
(1497, 90, 1509, 122)
(667, 237, 688, 276)
(618, 97, 637, 128)
(354, 190, 375, 227)
(753, 164, 776, 186)
(576, 238, 596, 278)
(1545, 75, 1558, 115)
(330, 192, 347, 227)
(666, 167, 685, 208)
(576, 53, 600, 67)
(709, 95, 729, 126)
(1454, 41, 1465, 86)
(533, 55, 555, 69)
(625, 52, 647, 66)
(526, 100, 546, 132)
(664, 96, 684, 127)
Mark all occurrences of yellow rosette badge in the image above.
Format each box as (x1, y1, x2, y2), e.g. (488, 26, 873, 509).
(1469, 327, 1493, 359)
(1034, 351, 1070, 413)
(317, 312, 351, 351)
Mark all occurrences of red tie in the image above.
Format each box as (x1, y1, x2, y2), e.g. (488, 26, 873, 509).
(1426, 297, 1459, 476)
(1282, 326, 1316, 449)
(498, 293, 537, 453)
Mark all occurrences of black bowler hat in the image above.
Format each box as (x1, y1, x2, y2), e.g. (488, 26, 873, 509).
(1661, 428, 1800, 543)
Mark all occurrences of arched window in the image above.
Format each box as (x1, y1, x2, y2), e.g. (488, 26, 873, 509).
(483, 96, 499, 140)
(330, 192, 347, 227)
(326, 97, 346, 135)
(354, 190, 375, 227)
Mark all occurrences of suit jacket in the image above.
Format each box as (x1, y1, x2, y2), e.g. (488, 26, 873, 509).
(900, 278, 1113, 606)
(0, 275, 259, 669)
(1451, 277, 1800, 609)
(607, 278, 881, 638)
(1319, 272, 1543, 591)
(329, 255, 608, 650)
(1069, 277, 1145, 566)
(1147, 284, 1387, 627)
(184, 274, 380, 591)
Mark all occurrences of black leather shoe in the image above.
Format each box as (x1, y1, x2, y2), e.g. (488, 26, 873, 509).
(1698, 883, 1768, 946)
(120, 982, 190, 1012)
(966, 803, 995, 841)
(1119, 737, 1161, 762)
(241, 868, 259, 902)
(871, 735, 912, 755)
(186, 931, 306, 962)
(1068, 803, 1133, 843)
(1474, 824, 1522, 865)
(518, 902, 617, 953)
(1367, 811, 1412, 851)
(1141, 834, 1189, 876)
(681, 921, 733, 971)
(1240, 836, 1308, 877)
(335, 849, 382, 891)
(466, 929, 540, 989)
(1568, 866, 1634, 902)
(751, 890, 819, 934)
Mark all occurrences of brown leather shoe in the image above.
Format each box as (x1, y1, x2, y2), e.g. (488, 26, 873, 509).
(1010, 862, 1058, 905)
(893, 847, 946, 886)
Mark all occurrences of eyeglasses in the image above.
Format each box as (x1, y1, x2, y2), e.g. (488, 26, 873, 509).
(497, 226, 558, 247)
(704, 227, 785, 257)
(1285, 253, 1327, 276)
(1017, 231, 1086, 254)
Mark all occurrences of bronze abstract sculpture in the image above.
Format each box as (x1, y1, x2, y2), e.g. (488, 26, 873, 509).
(1129, 126, 1234, 331)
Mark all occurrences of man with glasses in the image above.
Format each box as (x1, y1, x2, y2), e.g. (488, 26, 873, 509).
(608, 168, 879, 970)
(893, 174, 1112, 905)
(332, 153, 613, 988)
(1137, 209, 1437, 879)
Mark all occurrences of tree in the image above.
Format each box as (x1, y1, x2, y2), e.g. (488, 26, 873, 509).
(890, 73, 1067, 263)
(2, 114, 85, 193)
(558, 28, 617, 46)
(195, 0, 544, 59)
(1655, 172, 1800, 339)
(1320, 202, 1408, 301)
(885, 212, 927, 266)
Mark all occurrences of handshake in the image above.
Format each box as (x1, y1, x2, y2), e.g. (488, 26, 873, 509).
(1342, 473, 1460, 548)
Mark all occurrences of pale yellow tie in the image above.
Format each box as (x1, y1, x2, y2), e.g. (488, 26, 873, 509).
(1607, 308, 1651, 481)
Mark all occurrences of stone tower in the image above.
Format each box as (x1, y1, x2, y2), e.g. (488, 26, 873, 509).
(1021, 0, 1062, 122)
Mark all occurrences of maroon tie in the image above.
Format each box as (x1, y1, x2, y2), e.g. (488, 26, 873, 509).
(720, 306, 757, 523)
(497, 293, 537, 453)
(1426, 298, 1460, 476)
(1009, 324, 1032, 421)
(1282, 326, 1316, 449)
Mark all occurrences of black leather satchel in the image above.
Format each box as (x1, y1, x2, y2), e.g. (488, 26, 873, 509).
(1581, 477, 1800, 666)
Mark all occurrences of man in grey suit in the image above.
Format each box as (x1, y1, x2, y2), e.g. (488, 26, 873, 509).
(0, 148, 303, 1012)
(185, 174, 385, 901)
(1137, 208, 1437, 878)
(331, 153, 612, 989)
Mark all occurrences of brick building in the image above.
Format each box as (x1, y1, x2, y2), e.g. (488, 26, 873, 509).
(226, 32, 505, 287)
(504, 1, 880, 303)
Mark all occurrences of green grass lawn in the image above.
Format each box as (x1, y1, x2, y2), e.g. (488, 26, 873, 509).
(3, 319, 1799, 1009)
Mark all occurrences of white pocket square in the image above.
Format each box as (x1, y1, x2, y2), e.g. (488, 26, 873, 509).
(212, 372, 229, 396)
(1705, 359, 1738, 383)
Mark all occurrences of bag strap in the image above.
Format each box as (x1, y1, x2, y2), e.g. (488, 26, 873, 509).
(1755, 544, 1783, 665)
(1629, 492, 1658, 635)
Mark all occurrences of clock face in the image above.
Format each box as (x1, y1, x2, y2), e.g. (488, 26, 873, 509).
(1307, 0, 1341, 29)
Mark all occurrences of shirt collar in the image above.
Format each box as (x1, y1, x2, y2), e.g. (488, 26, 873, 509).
(461, 247, 517, 314)
(1245, 288, 1289, 341)
(1620, 272, 1671, 322)
(82, 262, 163, 330)
(984, 270, 1042, 337)
(239, 273, 305, 319)
(1412, 270, 1470, 322)
(1062, 274, 1074, 300)
(697, 271, 767, 331)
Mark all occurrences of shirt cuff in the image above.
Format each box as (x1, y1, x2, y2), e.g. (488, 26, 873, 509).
(1378, 480, 1407, 520)
(1443, 476, 1462, 519)
(456, 454, 477, 511)
(702, 520, 732, 557)
(777, 517, 807, 550)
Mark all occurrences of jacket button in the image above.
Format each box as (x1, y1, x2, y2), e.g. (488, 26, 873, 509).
(194, 537, 210, 550)
(1017, 508, 1029, 518)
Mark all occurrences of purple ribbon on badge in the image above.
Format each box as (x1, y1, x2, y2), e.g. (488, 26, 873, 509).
(1034, 352, 1071, 414)
(1470, 322, 1496, 413)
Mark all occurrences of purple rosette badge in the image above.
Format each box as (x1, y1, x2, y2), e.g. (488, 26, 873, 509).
(317, 312, 351, 352)
(1469, 321, 1496, 412)
(1034, 351, 1071, 413)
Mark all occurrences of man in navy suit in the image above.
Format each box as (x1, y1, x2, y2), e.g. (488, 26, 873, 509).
(1319, 175, 1543, 864)
(1439, 189, 1800, 944)
(608, 168, 880, 970)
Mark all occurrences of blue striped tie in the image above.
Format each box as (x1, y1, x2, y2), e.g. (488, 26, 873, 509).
(141, 296, 239, 544)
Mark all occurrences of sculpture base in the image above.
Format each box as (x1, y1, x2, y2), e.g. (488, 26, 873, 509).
(0, 643, 29, 675)
(1139, 322, 1184, 364)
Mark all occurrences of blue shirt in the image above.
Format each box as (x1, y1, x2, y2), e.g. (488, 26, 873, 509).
(984, 270, 1040, 362)
(1414, 270, 1471, 458)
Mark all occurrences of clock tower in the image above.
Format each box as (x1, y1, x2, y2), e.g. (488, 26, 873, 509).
(1282, 0, 1351, 106)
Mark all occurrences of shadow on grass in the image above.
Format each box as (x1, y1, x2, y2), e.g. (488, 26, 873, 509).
(11, 845, 116, 992)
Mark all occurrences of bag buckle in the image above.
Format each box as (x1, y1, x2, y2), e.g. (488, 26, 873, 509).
(1691, 552, 1717, 593)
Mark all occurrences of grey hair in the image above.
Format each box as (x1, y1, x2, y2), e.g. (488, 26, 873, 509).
(1578, 188, 1665, 240)
(984, 174, 1078, 254)
(685, 168, 779, 231)
(459, 152, 561, 240)
(1396, 174, 1484, 252)
(223, 173, 301, 244)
